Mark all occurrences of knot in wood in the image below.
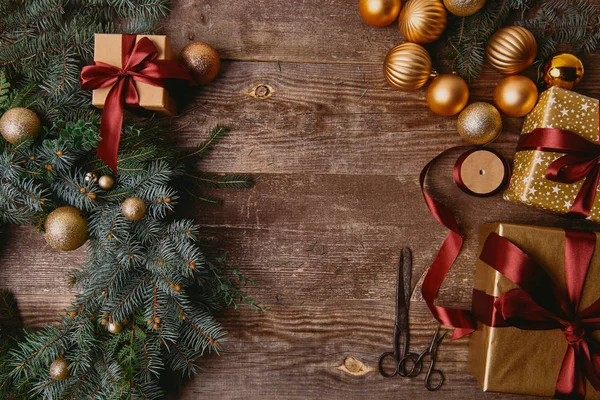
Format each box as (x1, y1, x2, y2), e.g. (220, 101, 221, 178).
(249, 84, 273, 100)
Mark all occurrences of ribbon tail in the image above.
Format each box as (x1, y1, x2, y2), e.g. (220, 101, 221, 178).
(555, 345, 586, 400)
(568, 165, 600, 218)
(98, 79, 127, 172)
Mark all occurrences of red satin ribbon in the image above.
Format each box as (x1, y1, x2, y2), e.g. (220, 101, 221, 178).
(81, 35, 192, 172)
(516, 109, 600, 218)
(473, 230, 600, 400)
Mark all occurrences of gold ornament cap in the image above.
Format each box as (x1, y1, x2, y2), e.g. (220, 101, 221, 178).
(443, 0, 486, 17)
(383, 42, 432, 91)
(45, 206, 89, 252)
(398, 0, 447, 44)
(49, 357, 70, 381)
(179, 42, 221, 85)
(122, 197, 147, 221)
(493, 75, 538, 118)
(359, 0, 402, 27)
(486, 26, 537, 75)
(98, 175, 115, 190)
(426, 74, 469, 116)
(457, 102, 502, 145)
(542, 53, 584, 90)
(0, 107, 42, 144)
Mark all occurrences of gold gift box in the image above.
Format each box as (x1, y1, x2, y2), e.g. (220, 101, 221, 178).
(503, 87, 600, 221)
(469, 223, 600, 399)
(91, 34, 176, 116)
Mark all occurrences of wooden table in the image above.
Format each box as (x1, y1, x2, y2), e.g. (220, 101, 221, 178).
(2, 1, 600, 398)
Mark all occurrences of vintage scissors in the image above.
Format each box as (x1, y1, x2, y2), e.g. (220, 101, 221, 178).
(400, 325, 447, 391)
(378, 248, 420, 378)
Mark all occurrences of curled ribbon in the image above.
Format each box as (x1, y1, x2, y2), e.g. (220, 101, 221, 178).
(516, 109, 600, 218)
(81, 35, 192, 172)
(473, 231, 600, 400)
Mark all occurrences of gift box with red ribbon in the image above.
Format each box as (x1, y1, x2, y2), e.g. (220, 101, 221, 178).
(81, 34, 191, 172)
(504, 87, 600, 221)
(468, 223, 600, 399)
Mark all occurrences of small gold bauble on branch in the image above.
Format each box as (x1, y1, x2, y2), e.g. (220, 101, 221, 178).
(84, 172, 98, 183)
(442, 0, 485, 17)
(98, 175, 115, 190)
(107, 320, 123, 334)
(457, 102, 502, 145)
(0, 107, 42, 144)
(45, 206, 89, 251)
(359, 0, 402, 27)
(179, 42, 221, 85)
(49, 357, 70, 381)
(542, 53, 584, 90)
(426, 74, 469, 116)
(398, 0, 447, 44)
(493, 75, 538, 118)
(122, 197, 147, 221)
(486, 26, 537, 75)
(383, 42, 432, 91)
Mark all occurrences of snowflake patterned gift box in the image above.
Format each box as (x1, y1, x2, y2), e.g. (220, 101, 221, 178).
(504, 87, 600, 221)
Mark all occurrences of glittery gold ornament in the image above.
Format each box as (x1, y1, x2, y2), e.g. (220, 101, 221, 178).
(0, 107, 42, 144)
(542, 53, 584, 90)
(486, 26, 537, 75)
(122, 197, 146, 221)
(49, 357, 70, 381)
(426, 74, 469, 116)
(398, 0, 447, 44)
(442, 0, 485, 16)
(84, 172, 98, 183)
(98, 175, 115, 190)
(108, 320, 123, 334)
(45, 206, 89, 251)
(383, 42, 432, 91)
(359, 0, 401, 27)
(179, 42, 220, 85)
(493, 75, 538, 118)
(457, 102, 502, 145)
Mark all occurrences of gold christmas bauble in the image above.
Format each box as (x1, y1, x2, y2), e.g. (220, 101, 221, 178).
(108, 321, 123, 334)
(84, 172, 98, 183)
(0, 107, 42, 144)
(122, 197, 146, 221)
(179, 42, 221, 85)
(398, 0, 447, 44)
(45, 206, 89, 252)
(383, 42, 432, 91)
(359, 0, 402, 27)
(442, 0, 485, 16)
(426, 74, 469, 116)
(49, 357, 70, 381)
(493, 75, 538, 118)
(486, 26, 537, 74)
(98, 175, 115, 190)
(542, 53, 584, 90)
(457, 102, 502, 145)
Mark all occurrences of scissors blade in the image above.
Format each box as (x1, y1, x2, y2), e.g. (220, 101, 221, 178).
(395, 250, 409, 332)
(402, 247, 412, 307)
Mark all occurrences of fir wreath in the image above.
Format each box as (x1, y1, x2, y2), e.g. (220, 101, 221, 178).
(0, 0, 262, 398)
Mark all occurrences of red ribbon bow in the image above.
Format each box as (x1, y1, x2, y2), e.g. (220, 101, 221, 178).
(473, 230, 600, 400)
(81, 35, 192, 172)
(516, 112, 600, 218)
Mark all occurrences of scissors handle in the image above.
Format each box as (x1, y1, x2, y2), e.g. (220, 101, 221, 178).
(378, 352, 400, 378)
(398, 352, 422, 377)
(425, 367, 444, 391)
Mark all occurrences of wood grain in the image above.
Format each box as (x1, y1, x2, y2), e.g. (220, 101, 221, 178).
(3, 0, 600, 398)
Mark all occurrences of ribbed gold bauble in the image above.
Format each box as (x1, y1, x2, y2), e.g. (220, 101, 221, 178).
(0, 107, 42, 144)
(49, 357, 70, 381)
(359, 0, 402, 27)
(98, 175, 115, 190)
(542, 53, 584, 90)
(383, 42, 432, 91)
(108, 321, 123, 334)
(45, 206, 89, 252)
(457, 102, 502, 145)
(398, 0, 447, 44)
(426, 74, 469, 116)
(179, 42, 221, 85)
(486, 26, 537, 74)
(493, 75, 538, 118)
(442, 0, 485, 16)
(122, 197, 146, 221)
